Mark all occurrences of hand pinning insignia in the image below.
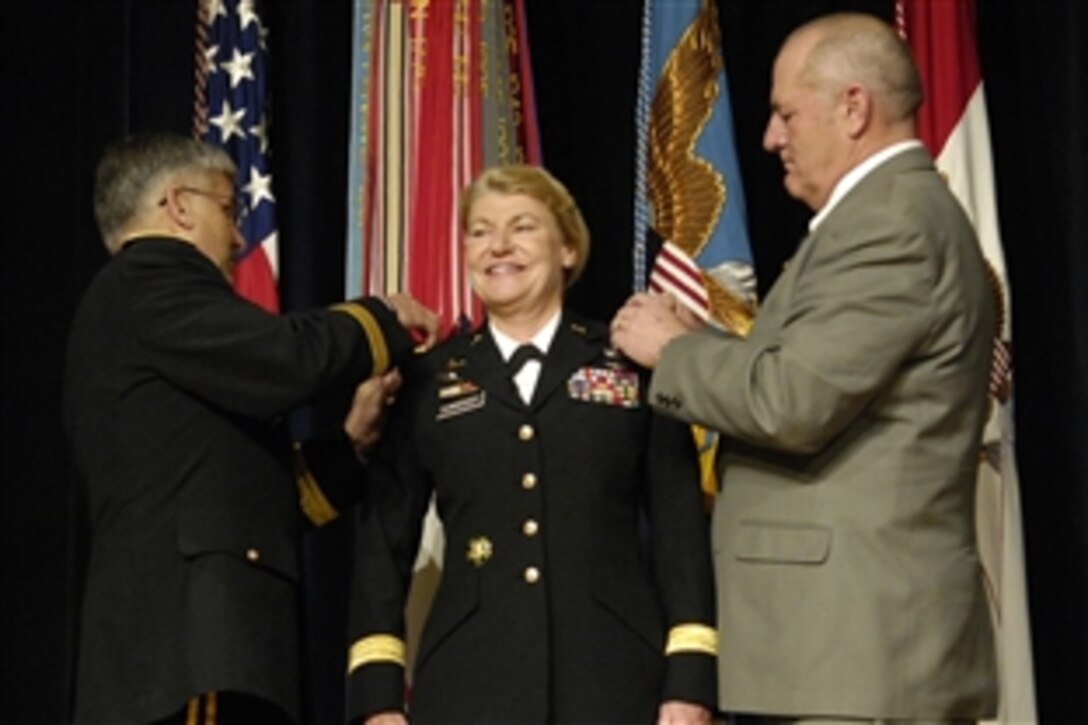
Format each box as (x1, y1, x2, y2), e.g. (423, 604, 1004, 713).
(466, 536, 493, 567)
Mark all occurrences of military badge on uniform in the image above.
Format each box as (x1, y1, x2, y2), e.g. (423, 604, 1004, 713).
(438, 375, 480, 400)
(436, 360, 486, 420)
(601, 346, 634, 371)
(437, 390, 486, 420)
(466, 536, 493, 567)
(567, 366, 640, 408)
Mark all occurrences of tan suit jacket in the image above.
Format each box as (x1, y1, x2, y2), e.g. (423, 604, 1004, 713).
(650, 148, 998, 718)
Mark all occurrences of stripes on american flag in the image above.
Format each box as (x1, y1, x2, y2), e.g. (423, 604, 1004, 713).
(649, 242, 711, 322)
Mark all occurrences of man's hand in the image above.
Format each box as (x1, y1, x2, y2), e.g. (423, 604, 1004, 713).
(657, 700, 713, 725)
(385, 292, 440, 349)
(610, 292, 701, 369)
(343, 369, 402, 453)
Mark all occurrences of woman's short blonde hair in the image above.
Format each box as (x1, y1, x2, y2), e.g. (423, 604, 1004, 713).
(459, 164, 590, 286)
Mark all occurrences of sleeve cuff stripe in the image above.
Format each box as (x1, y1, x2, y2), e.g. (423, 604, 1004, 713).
(348, 634, 406, 673)
(331, 302, 390, 375)
(295, 443, 338, 526)
(665, 623, 718, 656)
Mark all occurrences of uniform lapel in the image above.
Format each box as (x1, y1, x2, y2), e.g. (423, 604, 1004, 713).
(463, 328, 525, 411)
(529, 312, 603, 410)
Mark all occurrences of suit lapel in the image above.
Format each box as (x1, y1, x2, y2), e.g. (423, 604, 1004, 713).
(773, 147, 938, 316)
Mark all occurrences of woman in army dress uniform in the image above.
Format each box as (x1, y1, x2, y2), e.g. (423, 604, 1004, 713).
(346, 165, 717, 725)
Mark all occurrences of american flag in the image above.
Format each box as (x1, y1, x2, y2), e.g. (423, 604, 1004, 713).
(195, 0, 280, 312)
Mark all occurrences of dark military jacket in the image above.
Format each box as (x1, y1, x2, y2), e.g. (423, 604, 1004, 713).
(347, 312, 716, 724)
(64, 237, 412, 724)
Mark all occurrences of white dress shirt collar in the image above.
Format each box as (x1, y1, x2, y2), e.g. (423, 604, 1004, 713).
(490, 310, 561, 361)
(808, 139, 924, 232)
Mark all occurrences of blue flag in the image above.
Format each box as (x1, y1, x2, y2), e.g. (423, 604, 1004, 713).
(634, 0, 755, 333)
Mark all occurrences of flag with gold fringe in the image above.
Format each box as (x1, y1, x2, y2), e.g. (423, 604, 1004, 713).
(898, 2, 1035, 721)
(346, 0, 541, 333)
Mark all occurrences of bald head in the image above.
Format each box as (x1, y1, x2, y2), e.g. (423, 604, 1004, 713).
(789, 13, 923, 125)
(763, 13, 924, 210)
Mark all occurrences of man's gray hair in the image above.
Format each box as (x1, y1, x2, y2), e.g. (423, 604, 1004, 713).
(799, 13, 923, 124)
(93, 132, 235, 253)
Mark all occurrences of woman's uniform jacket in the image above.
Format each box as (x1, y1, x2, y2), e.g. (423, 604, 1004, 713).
(64, 238, 413, 724)
(650, 147, 999, 719)
(346, 313, 717, 724)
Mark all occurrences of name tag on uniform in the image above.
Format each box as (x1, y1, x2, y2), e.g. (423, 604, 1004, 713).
(437, 390, 487, 421)
(567, 367, 640, 408)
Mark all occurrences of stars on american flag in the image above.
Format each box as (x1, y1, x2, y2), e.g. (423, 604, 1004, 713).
(200, 0, 276, 247)
(205, 0, 228, 21)
(221, 48, 255, 88)
(243, 166, 274, 207)
(238, 0, 261, 33)
(210, 100, 247, 142)
(249, 116, 270, 154)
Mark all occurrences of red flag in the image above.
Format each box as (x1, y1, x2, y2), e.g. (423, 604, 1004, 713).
(898, 2, 1035, 722)
(346, 0, 541, 334)
(344, 0, 543, 679)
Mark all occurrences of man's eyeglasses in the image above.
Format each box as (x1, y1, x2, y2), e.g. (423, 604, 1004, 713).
(160, 186, 248, 226)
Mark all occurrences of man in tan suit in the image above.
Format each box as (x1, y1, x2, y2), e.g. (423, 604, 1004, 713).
(611, 13, 997, 724)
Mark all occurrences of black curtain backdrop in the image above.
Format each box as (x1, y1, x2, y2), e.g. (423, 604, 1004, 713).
(4, 1, 1084, 722)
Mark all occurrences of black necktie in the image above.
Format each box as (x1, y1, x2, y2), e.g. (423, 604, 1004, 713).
(507, 344, 544, 377)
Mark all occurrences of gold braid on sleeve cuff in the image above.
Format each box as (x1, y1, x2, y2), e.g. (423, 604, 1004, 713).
(348, 634, 407, 673)
(664, 623, 718, 656)
(330, 302, 391, 376)
(295, 443, 339, 526)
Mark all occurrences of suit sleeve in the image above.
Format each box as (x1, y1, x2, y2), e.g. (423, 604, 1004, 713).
(345, 365, 434, 721)
(651, 207, 937, 454)
(645, 405, 718, 709)
(123, 247, 414, 421)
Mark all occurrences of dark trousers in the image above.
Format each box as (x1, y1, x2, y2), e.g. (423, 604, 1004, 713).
(153, 692, 294, 725)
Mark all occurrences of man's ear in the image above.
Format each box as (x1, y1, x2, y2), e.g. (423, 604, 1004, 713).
(842, 83, 872, 139)
(160, 186, 197, 231)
